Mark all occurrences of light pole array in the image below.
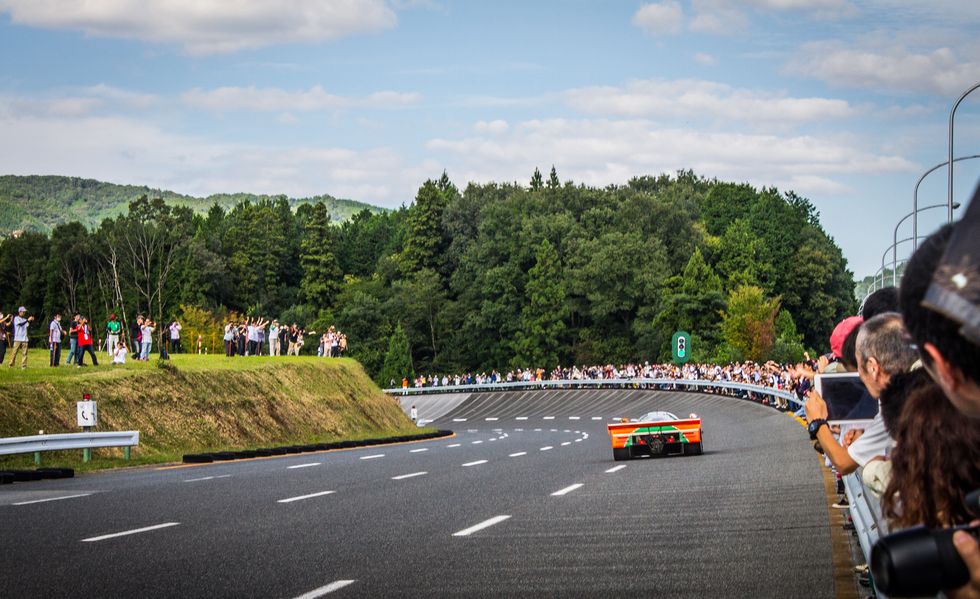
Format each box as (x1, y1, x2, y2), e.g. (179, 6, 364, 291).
(948, 82, 980, 223)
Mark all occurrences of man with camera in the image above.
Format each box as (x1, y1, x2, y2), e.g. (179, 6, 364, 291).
(804, 312, 917, 475)
(7, 306, 33, 368)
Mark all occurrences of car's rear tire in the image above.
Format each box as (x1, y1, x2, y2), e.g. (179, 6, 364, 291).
(613, 447, 631, 461)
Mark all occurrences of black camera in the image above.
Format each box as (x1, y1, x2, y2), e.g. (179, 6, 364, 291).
(871, 523, 979, 596)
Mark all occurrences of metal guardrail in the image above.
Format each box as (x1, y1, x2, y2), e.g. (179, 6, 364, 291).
(384, 378, 802, 407)
(0, 431, 140, 463)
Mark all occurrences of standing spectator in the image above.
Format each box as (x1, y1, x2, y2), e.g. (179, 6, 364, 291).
(269, 320, 281, 356)
(140, 319, 155, 361)
(105, 313, 121, 358)
(0, 311, 10, 364)
(246, 319, 259, 356)
(339, 333, 347, 356)
(223, 322, 236, 357)
(75, 316, 99, 367)
(278, 324, 288, 357)
(287, 325, 300, 356)
(7, 307, 33, 368)
(131, 315, 143, 357)
(48, 312, 63, 367)
(329, 326, 340, 357)
(169, 320, 182, 354)
(66, 313, 81, 366)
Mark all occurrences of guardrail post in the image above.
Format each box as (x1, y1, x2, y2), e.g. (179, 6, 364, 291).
(124, 446, 131, 460)
(83, 448, 91, 462)
(34, 451, 41, 466)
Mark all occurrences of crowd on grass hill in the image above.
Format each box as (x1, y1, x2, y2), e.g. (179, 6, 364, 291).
(0, 309, 346, 368)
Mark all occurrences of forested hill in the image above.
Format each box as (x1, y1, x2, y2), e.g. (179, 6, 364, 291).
(0, 175, 383, 234)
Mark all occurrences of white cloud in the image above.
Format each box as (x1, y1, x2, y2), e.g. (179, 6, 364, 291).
(474, 120, 509, 134)
(564, 79, 859, 125)
(693, 52, 717, 66)
(632, 2, 684, 35)
(427, 118, 914, 199)
(181, 86, 420, 112)
(787, 42, 980, 96)
(0, 0, 397, 54)
(688, 0, 856, 33)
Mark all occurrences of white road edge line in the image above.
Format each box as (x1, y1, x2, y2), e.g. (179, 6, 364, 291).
(13, 493, 92, 506)
(277, 491, 336, 504)
(605, 465, 627, 473)
(462, 460, 488, 467)
(81, 522, 180, 543)
(409, 448, 429, 453)
(293, 580, 357, 598)
(452, 515, 511, 537)
(287, 463, 321, 469)
(391, 471, 428, 480)
(360, 454, 385, 460)
(551, 483, 584, 497)
(508, 452, 527, 457)
(540, 446, 553, 451)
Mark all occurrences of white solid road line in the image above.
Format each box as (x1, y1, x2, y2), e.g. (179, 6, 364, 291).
(294, 580, 357, 598)
(288, 463, 321, 469)
(446, 443, 461, 448)
(561, 442, 571, 446)
(13, 493, 92, 506)
(605, 465, 627, 473)
(452, 515, 511, 537)
(508, 452, 527, 457)
(551, 483, 584, 496)
(183, 474, 232, 483)
(81, 522, 180, 543)
(391, 471, 428, 480)
(278, 491, 336, 504)
(409, 448, 429, 453)
(360, 454, 385, 460)
(540, 446, 553, 451)
(462, 460, 488, 467)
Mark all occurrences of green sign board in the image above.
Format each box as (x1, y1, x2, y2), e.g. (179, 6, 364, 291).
(671, 331, 691, 364)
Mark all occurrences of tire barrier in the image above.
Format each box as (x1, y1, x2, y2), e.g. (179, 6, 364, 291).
(0, 467, 74, 485)
(181, 430, 454, 464)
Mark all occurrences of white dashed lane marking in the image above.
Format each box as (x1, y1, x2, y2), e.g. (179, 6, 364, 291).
(409, 448, 428, 453)
(569, 416, 580, 420)
(446, 443, 461, 448)
(360, 454, 385, 460)
(183, 475, 232, 483)
(605, 465, 627, 473)
(287, 463, 320, 470)
(277, 491, 336, 504)
(391, 471, 428, 480)
(540, 446, 553, 451)
(508, 452, 527, 457)
(561, 442, 571, 446)
(293, 580, 357, 598)
(472, 440, 483, 445)
(81, 522, 180, 543)
(551, 484, 584, 497)
(543, 416, 555, 420)
(452, 515, 511, 537)
(516, 416, 528, 420)
(485, 417, 498, 421)
(591, 417, 603, 420)
(462, 460, 488, 467)
(12, 493, 92, 506)
(452, 418, 467, 422)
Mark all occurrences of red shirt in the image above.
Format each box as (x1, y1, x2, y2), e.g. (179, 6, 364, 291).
(79, 325, 93, 346)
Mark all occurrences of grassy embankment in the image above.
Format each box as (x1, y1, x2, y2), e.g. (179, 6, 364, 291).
(0, 352, 421, 471)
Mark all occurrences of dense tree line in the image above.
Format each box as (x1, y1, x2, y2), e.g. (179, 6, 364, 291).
(0, 170, 856, 382)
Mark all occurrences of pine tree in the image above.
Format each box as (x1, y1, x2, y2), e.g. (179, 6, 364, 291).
(511, 240, 566, 368)
(379, 323, 414, 387)
(547, 165, 560, 190)
(529, 167, 544, 191)
(299, 202, 342, 309)
(402, 179, 448, 274)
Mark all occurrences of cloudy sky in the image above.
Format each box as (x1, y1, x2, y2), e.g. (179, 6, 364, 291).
(1, 0, 979, 277)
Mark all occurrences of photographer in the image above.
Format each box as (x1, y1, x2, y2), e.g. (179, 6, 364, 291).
(804, 312, 918, 475)
(7, 306, 33, 368)
(900, 208, 980, 599)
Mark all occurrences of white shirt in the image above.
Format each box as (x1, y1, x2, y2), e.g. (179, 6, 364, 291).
(49, 320, 62, 343)
(847, 405, 892, 467)
(13, 315, 29, 342)
(170, 323, 181, 339)
(113, 347, 128, 364)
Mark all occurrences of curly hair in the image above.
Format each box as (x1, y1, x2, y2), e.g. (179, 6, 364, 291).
(882, 380, 980, 529)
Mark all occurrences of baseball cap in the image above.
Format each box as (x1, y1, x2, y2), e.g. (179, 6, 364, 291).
(830, 316, 863, 358)
(17, 306, 26, 312)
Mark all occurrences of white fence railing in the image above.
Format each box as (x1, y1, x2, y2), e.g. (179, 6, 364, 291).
(384, 378, 802, 407)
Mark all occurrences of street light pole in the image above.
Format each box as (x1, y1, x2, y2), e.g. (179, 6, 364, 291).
(893, 203, 958, 286)
(913, 153, 980, 252)
(948, 82, 980, 223)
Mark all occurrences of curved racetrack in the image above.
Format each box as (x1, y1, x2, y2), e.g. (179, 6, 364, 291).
(0, 390, 833, 598)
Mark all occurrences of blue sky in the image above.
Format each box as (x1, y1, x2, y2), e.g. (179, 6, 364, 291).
(1, 0, 979, 278)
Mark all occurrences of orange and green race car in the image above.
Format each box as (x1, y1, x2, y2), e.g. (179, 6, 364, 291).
(606, 411, 703, 460)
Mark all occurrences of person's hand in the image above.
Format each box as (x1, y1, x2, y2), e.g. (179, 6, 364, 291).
(842, 428, 865, 447)
(817, 354, 830, 373)
(27, 316, 34, 322)
(805, 390, 829, 423)
(947, 521, 980, 599)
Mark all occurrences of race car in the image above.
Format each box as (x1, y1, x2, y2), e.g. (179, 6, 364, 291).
(606, 411, 703, 460)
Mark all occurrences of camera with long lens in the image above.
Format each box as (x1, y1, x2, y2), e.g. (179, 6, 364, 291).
(871, 488, 980, 596)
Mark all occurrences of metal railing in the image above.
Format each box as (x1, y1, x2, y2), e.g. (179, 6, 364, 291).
(384, 377, 802, 408)
(0, 431, 140, 464)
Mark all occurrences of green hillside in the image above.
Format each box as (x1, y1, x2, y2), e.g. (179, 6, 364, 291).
(0, 175, 385, 234)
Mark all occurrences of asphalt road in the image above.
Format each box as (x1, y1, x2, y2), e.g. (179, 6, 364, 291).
(0, 390, 833, 598)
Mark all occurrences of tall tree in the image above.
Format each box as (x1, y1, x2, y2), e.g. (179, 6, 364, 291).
(299, 202, 342, 309)
(379, 323, 414, 388)
(529, 167, 544, 191)
(721, 285, 781, 362)
(512, 240, 566, 368)
(401, 179, 448, 275)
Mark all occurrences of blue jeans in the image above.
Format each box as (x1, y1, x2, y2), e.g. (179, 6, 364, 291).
(140, 342, 152, 360)
(66, 338, 78, 364)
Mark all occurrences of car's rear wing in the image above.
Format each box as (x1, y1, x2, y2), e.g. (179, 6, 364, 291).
(607, 418, 701, 436)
